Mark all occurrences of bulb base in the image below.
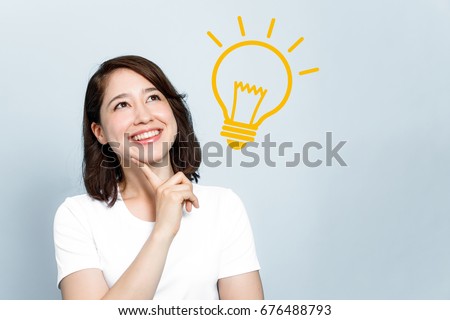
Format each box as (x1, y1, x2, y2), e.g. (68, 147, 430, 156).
(220, 120, 258, 150)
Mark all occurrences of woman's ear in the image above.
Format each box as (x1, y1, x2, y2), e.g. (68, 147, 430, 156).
(91, 122, 107, 145)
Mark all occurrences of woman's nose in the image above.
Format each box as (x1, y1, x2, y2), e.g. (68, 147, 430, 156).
(134, 103, 154, 125)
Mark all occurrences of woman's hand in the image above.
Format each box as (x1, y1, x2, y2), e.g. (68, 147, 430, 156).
(131, 158, 199, 238)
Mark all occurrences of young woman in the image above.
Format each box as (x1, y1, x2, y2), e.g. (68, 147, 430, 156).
(53, 55, 263, 299)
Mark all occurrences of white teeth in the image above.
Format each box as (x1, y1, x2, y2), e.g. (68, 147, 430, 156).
(132, 130, 161, 141)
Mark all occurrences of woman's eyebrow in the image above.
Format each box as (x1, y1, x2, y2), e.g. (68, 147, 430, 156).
(143, 87, 158, 94)
(107, 93, 129, 107)
(107, 88, 159, 108)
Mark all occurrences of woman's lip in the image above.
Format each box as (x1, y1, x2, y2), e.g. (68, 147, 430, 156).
(130, 128, 163, 139)
(130, 130, 162, 144)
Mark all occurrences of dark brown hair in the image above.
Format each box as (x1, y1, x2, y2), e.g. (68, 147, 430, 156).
(83, 55, 201, 207)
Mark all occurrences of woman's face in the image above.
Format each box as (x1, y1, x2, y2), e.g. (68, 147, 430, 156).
(92, 68, 178, 167)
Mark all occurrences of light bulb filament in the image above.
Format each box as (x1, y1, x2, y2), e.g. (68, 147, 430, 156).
(231, 81, 268, 124)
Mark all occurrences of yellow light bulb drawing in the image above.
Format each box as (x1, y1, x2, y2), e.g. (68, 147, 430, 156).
(207, 16, 319, 150)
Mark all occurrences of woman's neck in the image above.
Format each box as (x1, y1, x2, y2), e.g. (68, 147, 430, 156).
(120, 162, 174, 199)
(118, 162, 174, 222)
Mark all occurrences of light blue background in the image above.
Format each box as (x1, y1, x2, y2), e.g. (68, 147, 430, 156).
(1, 0, 449, 299)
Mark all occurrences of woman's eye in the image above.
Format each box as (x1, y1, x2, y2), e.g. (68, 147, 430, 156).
(147, 94, 161, 102)
(114, 102, 129, 110)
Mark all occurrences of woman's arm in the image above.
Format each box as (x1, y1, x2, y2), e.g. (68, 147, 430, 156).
(218, 271, 264, 300)
(60, 228, 174, 299)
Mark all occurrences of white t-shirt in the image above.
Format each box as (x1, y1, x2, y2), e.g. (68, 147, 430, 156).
(53, 184, 260, 299)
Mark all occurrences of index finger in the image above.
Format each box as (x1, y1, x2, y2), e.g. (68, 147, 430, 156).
(130, 157, 163, 190)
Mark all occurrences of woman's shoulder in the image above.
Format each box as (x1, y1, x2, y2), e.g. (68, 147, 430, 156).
(58, 193, 108, 210)
(192, 183, 228, 192)
(192, 183, 236, 198)
(192, 183, 245, 211)
(55, 193, 111, 222)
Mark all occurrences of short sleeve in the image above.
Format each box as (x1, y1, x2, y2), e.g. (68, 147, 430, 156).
(53, 199, 101, 287)
(218, 190, 260, 279)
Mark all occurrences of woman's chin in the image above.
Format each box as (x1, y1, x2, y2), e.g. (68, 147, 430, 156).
(136, 155, 171, 168)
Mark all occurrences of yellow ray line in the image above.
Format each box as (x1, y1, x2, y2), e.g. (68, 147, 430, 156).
(206, 31, 223, 48)
(288, 36, 304, 53)
(237, 16, 246, 36)
(299, 67, 320, 76)
(267, 18, 276, 38)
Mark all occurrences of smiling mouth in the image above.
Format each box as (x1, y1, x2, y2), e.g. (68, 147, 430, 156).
(131, 129, 162, 142)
